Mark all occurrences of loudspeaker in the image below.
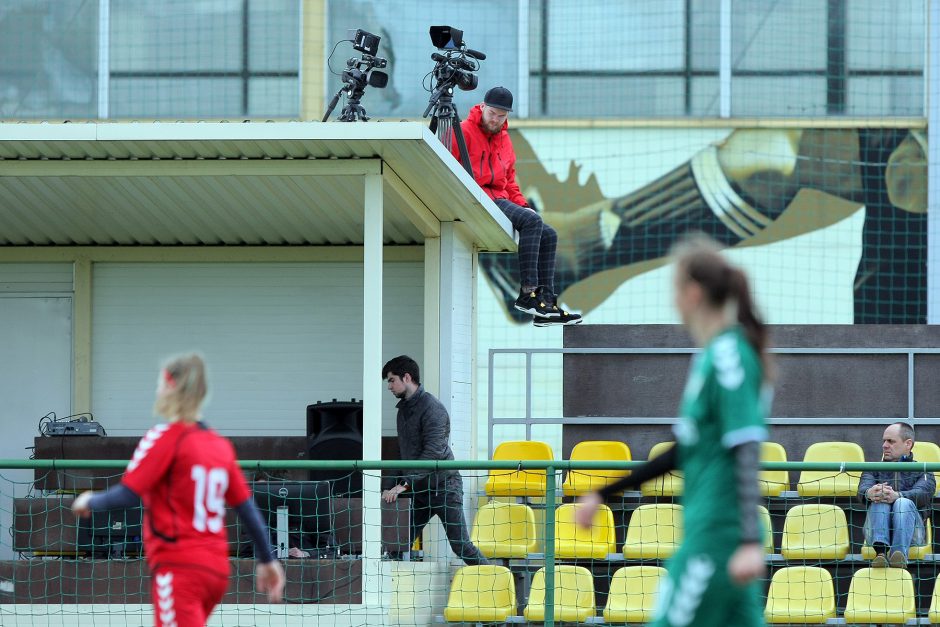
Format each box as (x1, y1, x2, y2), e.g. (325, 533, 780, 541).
(306, 399, 363, 496)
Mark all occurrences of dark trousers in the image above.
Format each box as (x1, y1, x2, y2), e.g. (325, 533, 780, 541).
(410, 473, 487, 566)
(495, 199, 557, 292)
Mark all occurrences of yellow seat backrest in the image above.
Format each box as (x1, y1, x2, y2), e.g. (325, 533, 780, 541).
(640, 442, 683, 497)
(470, 501, 538, 559)
(843, 567, 916, 624)
(760, 441, 790, 497)
(622, 503, 683, 560)
(555, 503, 616, 559)
(913, 440, 940, 495)
(523, 565, 596, 623)
(780, 504, 849, 560)
(485, 440, 554, 497)
(562, 440, 631, 497)
(758, 505, 774, 554)
(764, 566, 836, 624)
(443, 565, 517, 623)
(927, 575, 940, 624)
(603, 566, 666, 624)
(796, 441, 864, 497)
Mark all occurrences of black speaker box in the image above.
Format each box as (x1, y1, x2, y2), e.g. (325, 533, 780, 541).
(306, 399, 363, 496)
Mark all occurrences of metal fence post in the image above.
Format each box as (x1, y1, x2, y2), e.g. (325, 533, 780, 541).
(544, 465, 556, 627)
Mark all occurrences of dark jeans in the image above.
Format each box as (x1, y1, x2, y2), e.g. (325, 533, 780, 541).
(410, 472, 487, 566)
(495, 198, 557, 292)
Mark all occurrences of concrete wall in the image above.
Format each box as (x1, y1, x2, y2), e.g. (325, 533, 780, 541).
(562, 325, 940, 478)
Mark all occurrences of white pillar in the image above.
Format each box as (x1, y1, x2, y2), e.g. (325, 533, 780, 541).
(928, 0, 940, 322)
(719, 0, 732, 118)
(362, 172, 384, 604)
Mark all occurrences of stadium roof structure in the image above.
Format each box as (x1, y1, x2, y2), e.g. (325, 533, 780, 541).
(0, 121, 515, 249)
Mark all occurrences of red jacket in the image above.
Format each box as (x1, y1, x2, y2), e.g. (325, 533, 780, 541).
(450, 103, 528, 207)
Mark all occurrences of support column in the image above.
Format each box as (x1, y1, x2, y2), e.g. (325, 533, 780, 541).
(300, 0, 327, 120)
(362, 172, 384, 604)
(928, 0, 940, 322)
(73, 258, 93, 414)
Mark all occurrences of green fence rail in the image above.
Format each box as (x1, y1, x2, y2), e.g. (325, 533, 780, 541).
(3, 458, 937, 626)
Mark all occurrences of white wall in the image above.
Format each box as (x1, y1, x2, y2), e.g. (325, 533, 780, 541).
(91, 262, 423, 437)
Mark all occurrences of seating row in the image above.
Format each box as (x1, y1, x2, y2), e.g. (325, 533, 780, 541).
(444, 564, 938, 624)
(486, 440, 940, 498)
(471, 502, 931, 562)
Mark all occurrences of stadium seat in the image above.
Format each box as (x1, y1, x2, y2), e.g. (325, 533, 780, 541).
(470, 501, 538, 559)
(523, 565, 596, 623)
(913, 440, 940, 495)
(485, 440, 554, 497)
(764, 566, 836, 624)
(555, 502, 617, 559)
(780, 504, 849, 560)
(561, 440, 632, 496)
(796, 441, 864, 497)
(860, 517, 932, 561)
(760, 441, 790, 496)
(603, 565, 666, 624)
(758, 505, 774, 554)
(842, 567, 916, 624)
(927, 576, 940, 624)
(442, 564, 517, 623)
(640, 442, 683, 497)
(622, 503, 683, 560)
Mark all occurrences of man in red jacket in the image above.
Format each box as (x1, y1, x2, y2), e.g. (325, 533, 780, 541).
(451, 86, 581, 326)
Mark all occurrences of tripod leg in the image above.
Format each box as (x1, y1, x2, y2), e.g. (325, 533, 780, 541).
(452, 110, 473, 176)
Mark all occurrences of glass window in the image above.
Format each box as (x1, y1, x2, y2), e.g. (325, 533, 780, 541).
(846, 76, 924, 117)
(249, 0, 300, 73)
(731, 76, 828, 117)
(731, 0, 828, 72)
(249, 77, 299, 117)
(326, 0, 520, 120)
(0, 0, 98, 119)
(109, 78, 243, 117)
(847, 0, 924, 71)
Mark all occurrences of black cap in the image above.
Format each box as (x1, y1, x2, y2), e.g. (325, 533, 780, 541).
(483, 86, 513, 112)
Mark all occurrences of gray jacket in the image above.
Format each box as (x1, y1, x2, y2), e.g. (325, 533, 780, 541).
(857, 455, 935, 520)
(393, 386, 459, 489)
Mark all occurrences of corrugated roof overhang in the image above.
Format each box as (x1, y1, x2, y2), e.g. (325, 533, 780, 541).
(0, 121, 516, 250)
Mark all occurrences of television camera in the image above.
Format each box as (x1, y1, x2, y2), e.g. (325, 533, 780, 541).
(322, 29, 389, 122)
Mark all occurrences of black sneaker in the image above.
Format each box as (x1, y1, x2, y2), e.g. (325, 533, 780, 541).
(534, 308, 583, 327)
(514, 287, 559, 318)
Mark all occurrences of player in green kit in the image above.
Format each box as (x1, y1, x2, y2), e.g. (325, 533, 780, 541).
(577, 235, 771, 627)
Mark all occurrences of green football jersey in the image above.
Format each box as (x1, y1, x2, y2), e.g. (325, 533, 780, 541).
(673, 326, 770, 542)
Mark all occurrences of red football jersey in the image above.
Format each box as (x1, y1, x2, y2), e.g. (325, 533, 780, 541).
(122, 421, 250, 576)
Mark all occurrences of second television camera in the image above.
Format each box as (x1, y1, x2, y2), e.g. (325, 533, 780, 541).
(322, 29, 389, 122)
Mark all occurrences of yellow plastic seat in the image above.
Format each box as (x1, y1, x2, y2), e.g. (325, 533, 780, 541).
(760, 442, 790, 497)
(523, 565, 596, 623)
(555, 503, 617, 559)
(562, 440, 632, 497)
(764, 566, 836, 624)
(861, 518, 932, 561)
(796, 441, 864, 497)
(843, 567, 915, 624)
(926, 576, 940, 624)
(758, 505, 774, 554)
(485, 440, 553, 497)
(640, 442, 683, 497)
(622, 504, 683, 560)
(443, 564, 517, 623)
(913, 440, 940, 495)
(603, 566, 666, 624)
(780, 504, 849, 560)
(470, 501, 538, 559)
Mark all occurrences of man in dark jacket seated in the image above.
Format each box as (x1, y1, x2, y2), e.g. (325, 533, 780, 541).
(858, 422, 936, 568)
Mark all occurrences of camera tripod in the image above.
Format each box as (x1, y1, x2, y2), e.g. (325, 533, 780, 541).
(425, 86, 472, 175)
(322, 81, 370, 122)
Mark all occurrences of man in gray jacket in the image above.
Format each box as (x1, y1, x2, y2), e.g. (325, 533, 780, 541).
(858, 422, 936, 568)
(381, 355, 488, 565)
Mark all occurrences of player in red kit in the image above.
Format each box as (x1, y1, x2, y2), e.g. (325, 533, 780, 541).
(72, 354, 285, 626)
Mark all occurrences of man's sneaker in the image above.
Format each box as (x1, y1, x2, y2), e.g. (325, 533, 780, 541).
(889, 549, 908, 569)
(534, 309, 583, 327)
(514, 287, 559, 318)
(871, 552, 888, 568)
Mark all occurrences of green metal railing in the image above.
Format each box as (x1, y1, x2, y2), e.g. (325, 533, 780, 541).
(4, 458, 939, 627)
